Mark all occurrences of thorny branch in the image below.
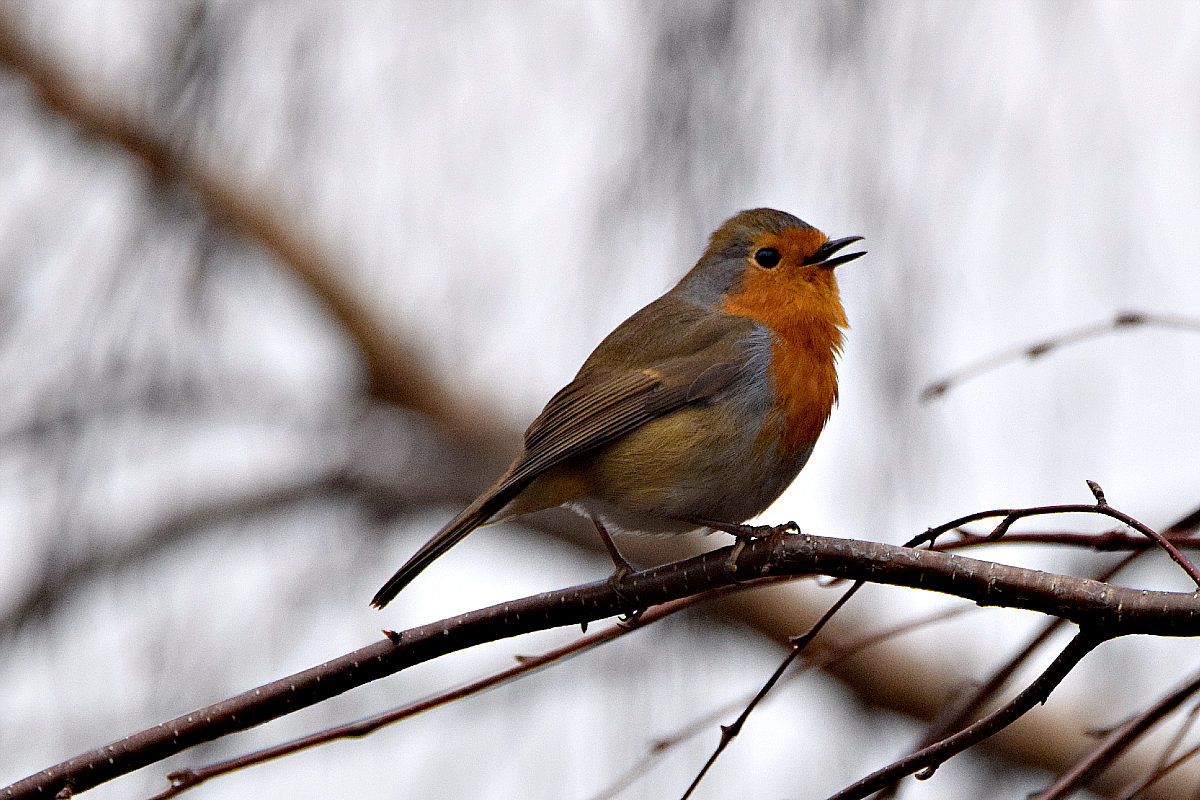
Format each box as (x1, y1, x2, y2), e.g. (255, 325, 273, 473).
(681, 491, 1184, 800)
(866, 504, 1200, 799)
(158, 599, 977, 800)
(144, 589, 735, 800)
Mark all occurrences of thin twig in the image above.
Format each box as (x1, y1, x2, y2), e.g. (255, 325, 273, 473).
(679, 580, 865, 800)
(1147, 701, 1200, 778)
(911, 485, 1200, 588)
(928, 529, 1200, 554)
(1113, 740, 1200, 800)
(1032, 667, 1200, 799)
(828, 629, 1109, 800)
(920, 311, 1200, 402)
(587, 604, 976, 800)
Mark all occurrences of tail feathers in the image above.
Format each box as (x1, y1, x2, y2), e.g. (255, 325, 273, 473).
(371, 481, 521, 609)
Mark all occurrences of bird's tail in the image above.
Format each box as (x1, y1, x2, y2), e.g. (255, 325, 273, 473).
(370, 476, 524, 609)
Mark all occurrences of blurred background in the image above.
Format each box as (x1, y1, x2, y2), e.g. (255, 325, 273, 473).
(2, 2, 1200, 798)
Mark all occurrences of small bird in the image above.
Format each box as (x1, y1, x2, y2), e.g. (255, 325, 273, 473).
(372, 208, 863, 608)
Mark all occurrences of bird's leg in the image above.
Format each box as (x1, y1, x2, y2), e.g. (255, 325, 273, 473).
(591, 518, 644, 623)
(593, 517, 635, 580)
(598, 521, 645, 623)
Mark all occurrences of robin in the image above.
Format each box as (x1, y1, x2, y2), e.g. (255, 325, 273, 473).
(372, 208, 863, 608)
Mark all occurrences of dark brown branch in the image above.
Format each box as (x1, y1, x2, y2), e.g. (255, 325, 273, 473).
(870, 555, 1140, 799)
(920, 311, 1200, 402)
(8, 531, 1200, 799)
(146, 589, 736, 800)
(828, 629, 1109, 800)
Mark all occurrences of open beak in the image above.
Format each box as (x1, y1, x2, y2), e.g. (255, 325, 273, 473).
(804, 235, 866, 269)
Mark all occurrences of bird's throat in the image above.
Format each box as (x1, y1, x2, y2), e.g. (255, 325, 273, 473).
(720, 279, 846, 459)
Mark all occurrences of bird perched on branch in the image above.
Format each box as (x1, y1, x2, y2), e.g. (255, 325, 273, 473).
(372, 208, 864, 608)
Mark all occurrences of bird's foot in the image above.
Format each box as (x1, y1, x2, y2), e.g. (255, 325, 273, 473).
(589, 519, 645, 624)
(712, 521, 800, 575)
(605, 565, 645, 625)
(693, 519, 800, 541)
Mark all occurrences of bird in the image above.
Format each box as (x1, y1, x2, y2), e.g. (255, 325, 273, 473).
(371, 208, 864, 609)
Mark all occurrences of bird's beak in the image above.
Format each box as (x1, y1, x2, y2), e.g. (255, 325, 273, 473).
(805, 235, 866, 269)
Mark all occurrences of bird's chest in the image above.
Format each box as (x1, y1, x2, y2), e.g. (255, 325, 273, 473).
(762, 332, 840, 460)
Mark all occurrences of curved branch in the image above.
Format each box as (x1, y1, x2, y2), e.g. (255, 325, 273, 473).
(911, 496, 1200, 587)
(146, 589, 726, 800)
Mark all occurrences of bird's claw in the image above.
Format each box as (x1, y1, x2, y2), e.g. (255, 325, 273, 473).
(724, 538, 747, 574)
(617, 607, 646, 627)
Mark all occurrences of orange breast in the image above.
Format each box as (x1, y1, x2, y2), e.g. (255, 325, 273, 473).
(764, 331, 841, 457)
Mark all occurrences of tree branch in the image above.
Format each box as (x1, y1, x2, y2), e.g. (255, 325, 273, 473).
(1031, 667, 1200, 799)
(7, 531, 1200, 799)
(910, 493, 1200, 588)
(145, 589, 731, 800)
(828, 629, 1108, 800)
(920, 311, 1200, 402)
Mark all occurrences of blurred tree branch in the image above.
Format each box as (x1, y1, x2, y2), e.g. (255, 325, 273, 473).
(921, 311, 1200, 402)
(0, 11, 510, 460)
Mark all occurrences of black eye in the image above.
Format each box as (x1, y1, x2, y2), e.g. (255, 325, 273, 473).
(753, 247, 781, 268)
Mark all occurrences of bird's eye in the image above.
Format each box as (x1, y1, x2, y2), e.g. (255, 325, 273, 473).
(753, 247, 781, 268)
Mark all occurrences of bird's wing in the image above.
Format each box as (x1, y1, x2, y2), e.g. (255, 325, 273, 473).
(514, 306, 757, 480)
(371, 307, 759, 607)
(514, 354, 740, 483)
